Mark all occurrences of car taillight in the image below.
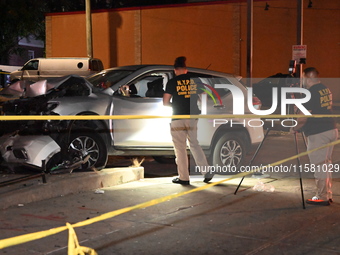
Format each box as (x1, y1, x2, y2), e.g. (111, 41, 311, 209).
(252, 96, 262, 110)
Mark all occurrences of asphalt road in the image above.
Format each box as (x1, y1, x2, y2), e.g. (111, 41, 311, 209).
(1, 131, 340, 255)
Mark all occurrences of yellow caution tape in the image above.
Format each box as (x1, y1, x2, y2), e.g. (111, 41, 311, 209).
(67, 223, 97, 255)
(0, 123, 339, 252)
(0, 225, 68, 250)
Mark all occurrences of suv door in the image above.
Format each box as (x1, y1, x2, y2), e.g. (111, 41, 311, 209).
(113, 71, 173, 148)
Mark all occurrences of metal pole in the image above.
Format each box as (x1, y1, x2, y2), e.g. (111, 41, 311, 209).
(296, 0, 303, 81)
(294, 132, 306, 209)
(86, 0, 93, 58)
(246, 0, 253, 87)
(234, 128, 271, 195)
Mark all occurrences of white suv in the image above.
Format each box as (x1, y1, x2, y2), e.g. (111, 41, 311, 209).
(0, 65, 264, 173)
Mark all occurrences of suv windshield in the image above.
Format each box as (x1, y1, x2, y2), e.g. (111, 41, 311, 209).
(87, 70, 134, 90)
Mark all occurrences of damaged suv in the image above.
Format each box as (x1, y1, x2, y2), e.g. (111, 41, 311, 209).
(0, 65, 264, 173)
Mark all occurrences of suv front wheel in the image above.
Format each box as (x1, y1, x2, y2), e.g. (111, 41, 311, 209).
(47, 131, 108, 172)
(67, 132, 108, 170)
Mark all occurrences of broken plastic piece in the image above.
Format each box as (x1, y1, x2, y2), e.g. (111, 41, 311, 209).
(252, 181, 275, 192)
(50, 155, 91, 174)
(94, 189, 105, 194)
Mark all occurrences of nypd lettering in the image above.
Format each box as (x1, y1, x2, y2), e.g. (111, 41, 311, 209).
(176, 79, 198, 98)
(318, 88, 332, 109)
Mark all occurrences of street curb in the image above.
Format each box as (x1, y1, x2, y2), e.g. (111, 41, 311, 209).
(0, 167, 144, 210)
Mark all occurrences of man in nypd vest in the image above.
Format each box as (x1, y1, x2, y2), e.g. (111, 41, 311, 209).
(291, 67, 338, 206)
(163, 56, 212, 185)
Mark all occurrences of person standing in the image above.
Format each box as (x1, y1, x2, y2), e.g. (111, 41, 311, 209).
(291, 67, 338, 206)
(163, 56, 212, 185)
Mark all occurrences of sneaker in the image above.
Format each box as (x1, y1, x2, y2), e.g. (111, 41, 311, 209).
(203, 172, 214, 183)
(329, 198, 333, 203)
(172, 177, 190, 185)
(306, 196, 330, 206)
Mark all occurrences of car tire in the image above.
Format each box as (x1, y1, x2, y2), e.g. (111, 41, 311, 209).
(48, 131, 108, 172)
(211, 133, 247, 175)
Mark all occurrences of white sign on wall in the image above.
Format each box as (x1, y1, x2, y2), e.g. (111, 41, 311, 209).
(292, 45, 307, 64)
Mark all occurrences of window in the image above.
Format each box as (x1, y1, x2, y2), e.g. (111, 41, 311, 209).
(188, 72, 232, 98)
(88, 70, 134, 89)
(129, 71, 170, 97)
(90, 60, 98, 71)
(90, 60, 104, 71)
(28, 50, 35, 59)
(22, 60, 39, 70)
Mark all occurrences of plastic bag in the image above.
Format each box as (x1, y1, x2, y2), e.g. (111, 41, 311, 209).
(252, 181, 275, 192)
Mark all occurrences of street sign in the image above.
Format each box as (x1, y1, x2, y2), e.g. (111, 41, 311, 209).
(292, 45, 307, 64)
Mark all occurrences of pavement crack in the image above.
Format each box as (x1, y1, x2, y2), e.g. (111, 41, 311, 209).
(167, 202, 203, 214)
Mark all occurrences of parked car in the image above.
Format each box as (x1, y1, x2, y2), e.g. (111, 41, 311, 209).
(10, 57, 104, 83)
(0, 65, 264, 173)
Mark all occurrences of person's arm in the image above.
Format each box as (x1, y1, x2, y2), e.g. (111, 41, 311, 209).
(290, 109, 311, 133)
(163, 93, 172, 107)
(290, 117, 307, 133)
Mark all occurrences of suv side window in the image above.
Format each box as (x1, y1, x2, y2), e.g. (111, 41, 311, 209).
(188, 72, 232, 99)
(128, 71, 171, 97)
(209, 77, 233, 97)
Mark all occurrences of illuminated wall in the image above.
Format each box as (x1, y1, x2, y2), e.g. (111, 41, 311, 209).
(45, 0, 340, 98)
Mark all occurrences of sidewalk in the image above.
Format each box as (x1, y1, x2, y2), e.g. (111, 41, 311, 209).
(1, 130, 340, 254)
(0, 173, 340, 255)
(0, 166, 144, 210)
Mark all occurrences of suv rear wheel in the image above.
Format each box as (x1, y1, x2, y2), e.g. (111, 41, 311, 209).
(211, 133, 247, 174)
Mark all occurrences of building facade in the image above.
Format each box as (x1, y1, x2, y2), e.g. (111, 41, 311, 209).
(9, 35, 45, 66)
(45, 0, 340, 99)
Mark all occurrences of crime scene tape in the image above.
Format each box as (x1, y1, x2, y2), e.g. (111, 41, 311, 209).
(0, 114, 340, 121)
(0, 137, 340, 253)
(67, 223, 97, 255)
